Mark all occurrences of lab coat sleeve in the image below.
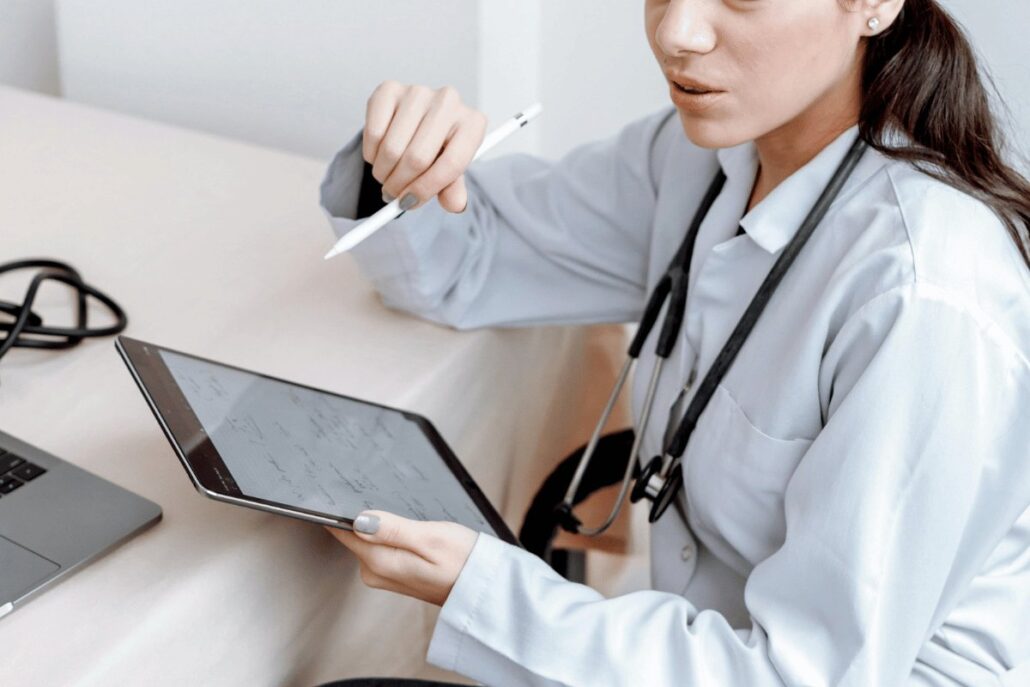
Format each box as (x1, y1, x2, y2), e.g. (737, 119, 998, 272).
(425, 281, 1030, 686)
(318, 107, 678, 328)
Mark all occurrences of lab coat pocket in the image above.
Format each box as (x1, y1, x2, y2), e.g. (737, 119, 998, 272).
(684, 383, 813, 570)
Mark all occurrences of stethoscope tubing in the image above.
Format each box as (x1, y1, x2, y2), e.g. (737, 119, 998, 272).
(558, 136, 869, 535)
(559, 357, 665, 536)
(662, 136, 869, 461)
(555, 169, 729, 536)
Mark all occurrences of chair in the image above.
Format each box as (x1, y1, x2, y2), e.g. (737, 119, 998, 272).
(519, 429, 639, 582)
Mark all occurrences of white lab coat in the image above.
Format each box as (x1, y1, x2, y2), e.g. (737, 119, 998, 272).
(320, 107, 1030, 686)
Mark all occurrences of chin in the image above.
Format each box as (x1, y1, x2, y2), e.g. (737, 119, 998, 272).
(676, 110, 751, 150)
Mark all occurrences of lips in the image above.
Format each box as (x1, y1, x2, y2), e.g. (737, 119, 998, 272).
(667, 74, 725, 113)
(667, 74, 723, 94)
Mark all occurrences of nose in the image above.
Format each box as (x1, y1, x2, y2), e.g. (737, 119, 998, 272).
(654, 0, 717, 56)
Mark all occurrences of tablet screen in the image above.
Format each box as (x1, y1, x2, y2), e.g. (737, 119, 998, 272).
(148, 347, 499, 536)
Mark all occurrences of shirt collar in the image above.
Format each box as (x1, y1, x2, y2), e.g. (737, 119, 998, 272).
(715, 125, 869, 254)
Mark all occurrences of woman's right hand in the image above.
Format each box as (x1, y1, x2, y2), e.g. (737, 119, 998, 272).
(363, 81, 488, 214)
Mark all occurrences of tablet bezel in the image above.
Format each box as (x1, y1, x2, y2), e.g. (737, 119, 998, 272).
(116, 336, 519, 546)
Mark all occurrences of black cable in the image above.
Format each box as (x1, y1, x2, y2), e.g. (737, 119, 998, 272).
(664, 137, 868, 460)
(0, 259, 128, 377)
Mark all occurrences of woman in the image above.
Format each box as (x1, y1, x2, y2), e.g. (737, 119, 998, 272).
(318, 0, 1030, 684)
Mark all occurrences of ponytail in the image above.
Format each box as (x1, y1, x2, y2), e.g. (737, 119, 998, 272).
(859, 0, 1030, 269)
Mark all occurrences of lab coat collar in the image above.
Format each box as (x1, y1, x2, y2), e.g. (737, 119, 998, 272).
(716, 125, 871, 255)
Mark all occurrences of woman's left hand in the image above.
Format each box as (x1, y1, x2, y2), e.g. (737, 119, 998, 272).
(327, 510, 479, 606)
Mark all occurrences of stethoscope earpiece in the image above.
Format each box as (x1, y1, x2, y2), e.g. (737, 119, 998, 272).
(650, 462, 683, 524)
(630, 456, 663, 504)
(628, 455, 683, 524)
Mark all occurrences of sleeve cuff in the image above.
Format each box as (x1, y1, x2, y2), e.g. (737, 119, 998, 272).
(356, 161, 388, 218)
(426, 531, 502, 672)
(426, 533, 586, 687)
(317, 130, 432, 285)
(319, 129, 365, 219)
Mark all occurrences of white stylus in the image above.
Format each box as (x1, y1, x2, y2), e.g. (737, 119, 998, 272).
(324, 102, 543, 260)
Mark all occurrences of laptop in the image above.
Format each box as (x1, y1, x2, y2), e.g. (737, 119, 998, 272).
(0, 429, 161, 620)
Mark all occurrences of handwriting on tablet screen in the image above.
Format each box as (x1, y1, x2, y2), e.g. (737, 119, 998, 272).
(160, 351, 492, 532)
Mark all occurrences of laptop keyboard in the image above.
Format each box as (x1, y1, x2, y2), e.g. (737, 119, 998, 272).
(0, 450, 47, 496)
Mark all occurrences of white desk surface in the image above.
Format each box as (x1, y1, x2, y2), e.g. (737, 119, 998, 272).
(0, 86, 630, 686)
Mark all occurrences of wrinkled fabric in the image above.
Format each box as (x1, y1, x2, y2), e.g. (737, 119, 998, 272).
(320, 109, 1030, 686)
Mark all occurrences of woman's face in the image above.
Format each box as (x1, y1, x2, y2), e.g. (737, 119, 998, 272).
(645, 0, 869, 148)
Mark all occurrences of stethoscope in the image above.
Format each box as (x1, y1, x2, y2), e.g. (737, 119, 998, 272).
(555, 136, 868, 535)
(0, 259, 128, 378)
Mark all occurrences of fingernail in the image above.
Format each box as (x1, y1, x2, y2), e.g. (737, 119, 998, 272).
(382, 190, 395, 203)
(353, 513, 380, 534)
(399, 194, 418, 211)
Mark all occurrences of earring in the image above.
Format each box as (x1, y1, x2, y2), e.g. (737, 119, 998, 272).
(867, 16, 881, 32)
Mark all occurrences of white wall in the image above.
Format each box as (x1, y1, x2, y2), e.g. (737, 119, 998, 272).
(477, 2, 544, 159)
(1, 1, 1025, 164)
(53, 0, 670, 161)
(940, 0, 1030, 165)
(56, 0, 487, 160)
(0, 0, 59, 93)
(539, 0, 668, 160)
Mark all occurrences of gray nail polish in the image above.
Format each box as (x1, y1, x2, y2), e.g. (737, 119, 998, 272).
(353, 514, 380, 534)
(399, 194, 418, 211)
(382, 190, 395, 203)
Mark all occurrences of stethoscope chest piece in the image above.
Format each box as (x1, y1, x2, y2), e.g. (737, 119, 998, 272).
(630, 455, 684, 523)
(554, 136, 869, 537)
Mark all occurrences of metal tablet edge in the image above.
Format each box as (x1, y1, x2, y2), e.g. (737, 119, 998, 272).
(115, 337, 523, 543)
(115, 336, 519, 542)
(115, 338, 355, 531)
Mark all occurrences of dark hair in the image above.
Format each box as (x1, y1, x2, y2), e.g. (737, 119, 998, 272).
(858, 0, 1030, 269)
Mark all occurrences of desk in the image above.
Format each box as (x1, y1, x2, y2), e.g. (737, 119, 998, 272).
(0, 87, 631, 686)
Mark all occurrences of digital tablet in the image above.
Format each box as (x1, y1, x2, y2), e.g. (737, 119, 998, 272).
(115, 336, 518, 545)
